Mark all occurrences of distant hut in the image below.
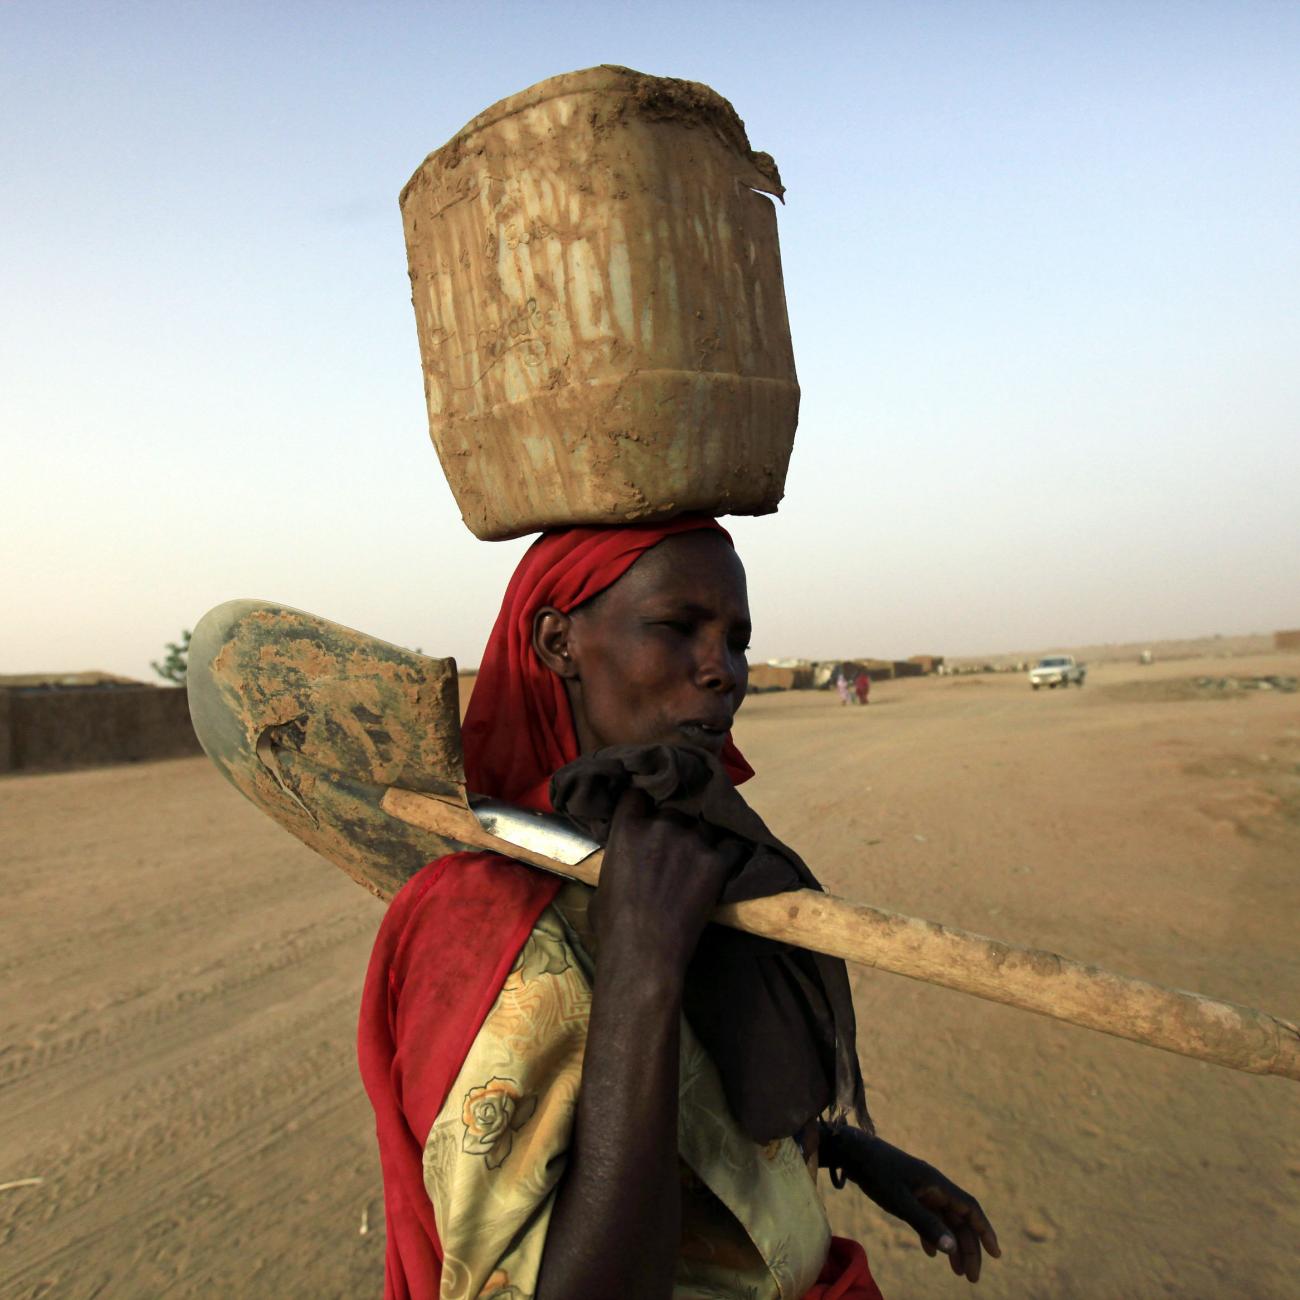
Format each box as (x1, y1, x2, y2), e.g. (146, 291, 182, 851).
(1275, 630, 1300, 651)
(907, 654, 945, 675)
(748, 663, 812, 693)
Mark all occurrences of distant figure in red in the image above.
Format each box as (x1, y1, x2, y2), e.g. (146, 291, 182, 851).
(854, 672, 871, 706)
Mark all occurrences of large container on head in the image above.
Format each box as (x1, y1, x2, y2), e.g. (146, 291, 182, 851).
(401, 65, 799, 541)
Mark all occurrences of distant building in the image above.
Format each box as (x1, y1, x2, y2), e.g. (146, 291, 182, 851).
(0, 673, 198, 773)
(1275, 629, 1300, 651)
(748, 662, 813, 693)
(856, 659, 895, 681)
(907, 655, 945, 675)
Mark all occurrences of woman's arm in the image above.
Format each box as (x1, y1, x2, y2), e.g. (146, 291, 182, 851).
(535, 790, 735, 1300)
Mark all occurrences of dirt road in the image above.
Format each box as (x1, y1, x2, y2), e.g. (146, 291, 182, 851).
(2, 653, 1297, 1298)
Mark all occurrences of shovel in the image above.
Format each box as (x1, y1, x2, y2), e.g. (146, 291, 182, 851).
(187, 599, 1300, 1084)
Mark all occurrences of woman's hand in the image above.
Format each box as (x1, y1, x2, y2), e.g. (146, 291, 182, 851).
(593, 786, 741, 978)
(821, 1126, 1001, 1283)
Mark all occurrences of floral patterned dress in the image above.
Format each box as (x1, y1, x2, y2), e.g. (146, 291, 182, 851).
(421, 882, 832, 1300)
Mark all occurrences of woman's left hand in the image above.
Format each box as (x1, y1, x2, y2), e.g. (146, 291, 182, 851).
(821, 1126, 1001, 1283)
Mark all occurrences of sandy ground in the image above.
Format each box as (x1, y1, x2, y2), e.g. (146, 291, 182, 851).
(2, 653, 1298, 1299)
(945, 632, 1275, 671)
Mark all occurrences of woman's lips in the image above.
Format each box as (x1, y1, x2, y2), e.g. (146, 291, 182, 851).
(676, 720, 731, 751)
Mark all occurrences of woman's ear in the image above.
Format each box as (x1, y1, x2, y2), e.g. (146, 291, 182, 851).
(533, 606, 578, 678)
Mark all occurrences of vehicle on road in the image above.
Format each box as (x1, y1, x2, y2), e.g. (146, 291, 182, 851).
(1030, 655, 1086, 690)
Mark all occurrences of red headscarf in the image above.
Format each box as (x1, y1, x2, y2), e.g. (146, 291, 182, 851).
(462, 515, 753, 809)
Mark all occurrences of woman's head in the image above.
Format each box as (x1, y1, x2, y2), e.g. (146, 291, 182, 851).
(531, 529, 750, 757)
(461, 519, 754, 809)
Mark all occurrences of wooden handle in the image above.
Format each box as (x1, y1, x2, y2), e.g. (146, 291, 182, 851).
(716, 891, 1300, 1082)
(381, 787, 1300, 1082)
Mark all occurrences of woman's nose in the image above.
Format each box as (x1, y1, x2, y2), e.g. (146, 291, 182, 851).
(696, 638, 738, 693)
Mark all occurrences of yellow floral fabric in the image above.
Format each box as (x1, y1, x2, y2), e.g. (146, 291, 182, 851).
(421, 884, 831, 1300)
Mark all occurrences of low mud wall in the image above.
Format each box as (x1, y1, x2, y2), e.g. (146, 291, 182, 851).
(0, 685, 201, 774)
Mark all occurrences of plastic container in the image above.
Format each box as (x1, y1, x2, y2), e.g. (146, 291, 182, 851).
(401, 65, 799, 540)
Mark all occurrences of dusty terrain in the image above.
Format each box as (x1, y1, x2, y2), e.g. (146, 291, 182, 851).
(945, 632, 1276, 672)
(2, 652, 1298, 1299)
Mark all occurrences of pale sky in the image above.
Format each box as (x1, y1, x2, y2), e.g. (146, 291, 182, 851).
(3, 1, 1297, 681)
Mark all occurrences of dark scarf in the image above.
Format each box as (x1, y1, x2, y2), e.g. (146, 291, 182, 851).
(550, 743, 870, 1144)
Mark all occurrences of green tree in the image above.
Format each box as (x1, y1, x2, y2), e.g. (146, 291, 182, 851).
(152, 629, 191, 685)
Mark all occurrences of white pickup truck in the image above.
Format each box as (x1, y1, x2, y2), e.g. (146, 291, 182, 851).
(1029, 655, 1086, 690)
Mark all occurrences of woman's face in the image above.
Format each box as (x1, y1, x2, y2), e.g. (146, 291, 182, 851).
(534, 531, 751, 756)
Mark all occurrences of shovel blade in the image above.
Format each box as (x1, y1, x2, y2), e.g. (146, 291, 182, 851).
(187, 599, 471, 900)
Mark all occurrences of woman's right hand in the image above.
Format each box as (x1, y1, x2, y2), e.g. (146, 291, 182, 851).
(593, 787, 739, 978)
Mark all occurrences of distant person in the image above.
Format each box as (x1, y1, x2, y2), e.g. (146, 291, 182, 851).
(855, 672, 871, 706)
(835, 670, 851, 706)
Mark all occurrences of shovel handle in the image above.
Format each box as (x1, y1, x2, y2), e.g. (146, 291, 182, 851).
(719, 891, 1300, 1083)
(380, 787, 1300, 1083)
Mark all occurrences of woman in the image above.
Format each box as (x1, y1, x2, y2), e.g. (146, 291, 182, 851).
(359, 519, 998, 1299)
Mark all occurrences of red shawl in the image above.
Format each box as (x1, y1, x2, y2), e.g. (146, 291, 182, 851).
(357, 519, 881, 1299)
